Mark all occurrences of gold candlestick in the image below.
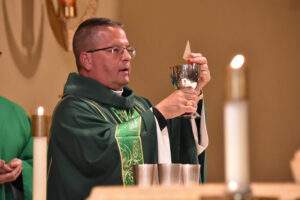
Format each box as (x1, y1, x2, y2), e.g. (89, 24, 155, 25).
(224, 55, 252, 200)
(59, 0, 77, 18)
(32, 106, 48, 200)
(32, 107, 48, 137)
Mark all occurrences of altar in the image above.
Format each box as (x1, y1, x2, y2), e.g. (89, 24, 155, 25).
(87, 183, 300, 200)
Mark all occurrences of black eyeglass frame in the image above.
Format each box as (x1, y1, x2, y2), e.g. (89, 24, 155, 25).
(85, 46, 136, 57)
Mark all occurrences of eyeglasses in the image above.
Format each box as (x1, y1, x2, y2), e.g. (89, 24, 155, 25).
(86, 46, 136, 58)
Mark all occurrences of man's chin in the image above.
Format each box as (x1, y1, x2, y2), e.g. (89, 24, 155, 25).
(122, 79, 130, 86)
(120, 75, 130, 84)
(116, 79, 129, 89)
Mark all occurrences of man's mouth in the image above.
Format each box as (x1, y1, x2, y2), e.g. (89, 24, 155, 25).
(119, 68, 130, 75)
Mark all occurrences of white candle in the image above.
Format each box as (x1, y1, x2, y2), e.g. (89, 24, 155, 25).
(225, 101, 249, 189)
(224, 55, 250, 194)
(32, 106, 47, 200)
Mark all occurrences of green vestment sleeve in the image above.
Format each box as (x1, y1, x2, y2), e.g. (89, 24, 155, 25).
(168, 99, 207, 183)
(18, 133, 33, 200)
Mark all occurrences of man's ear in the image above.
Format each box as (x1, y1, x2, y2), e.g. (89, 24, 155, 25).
(79, 52, 93, 71)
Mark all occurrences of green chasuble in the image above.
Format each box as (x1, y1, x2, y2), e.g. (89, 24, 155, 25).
(47, 73, 158, 200)
(0, 96, 33, 200)
(47, 73, 206, 200)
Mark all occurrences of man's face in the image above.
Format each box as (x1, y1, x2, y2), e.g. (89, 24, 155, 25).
(85, 27, 132, 90)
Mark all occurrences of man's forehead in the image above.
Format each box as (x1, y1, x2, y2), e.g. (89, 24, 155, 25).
(93, 26, 128, 44)
(93, 26, 124, 36)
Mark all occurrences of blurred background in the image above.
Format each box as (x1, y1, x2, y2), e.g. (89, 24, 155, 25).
(0, 0, 299, 182)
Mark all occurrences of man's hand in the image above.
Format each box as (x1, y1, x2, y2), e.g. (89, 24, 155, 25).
(0, 159, 12, 174)
(155, 88, 198, 119)
(0, 158, 22, 184)
(186, 53, 211, 92)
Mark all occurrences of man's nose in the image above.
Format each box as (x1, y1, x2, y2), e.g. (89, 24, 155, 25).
(121, 48, 132, 60)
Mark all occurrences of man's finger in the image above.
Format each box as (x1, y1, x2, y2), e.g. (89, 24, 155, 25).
(183, 93, 198, 101)
(0, 172, 15, 183)
(9, 158, 22, 168)
(184, 105, 197, 113)
(14, 166, 22, 179)
(188, 56, 207, 65)
(181, 87, 197, 94)
(200, 64, 209, 70)
(188, 53, 202, 58)
(3, 164, 13, 172)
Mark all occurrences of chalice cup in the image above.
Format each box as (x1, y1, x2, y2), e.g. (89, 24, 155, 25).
(170, 63, 200, 118)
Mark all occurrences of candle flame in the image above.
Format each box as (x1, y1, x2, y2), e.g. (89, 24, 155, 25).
(37, 106, 44, 116)
(230, 54, 245, 69)
(228, 180, 238, 191)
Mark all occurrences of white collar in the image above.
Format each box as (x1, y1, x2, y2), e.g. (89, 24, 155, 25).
(112, 89, 123, 96)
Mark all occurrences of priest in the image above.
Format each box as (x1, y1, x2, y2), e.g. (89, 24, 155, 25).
(47, 17, 211, 200)
(0, 96, 33, 200)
